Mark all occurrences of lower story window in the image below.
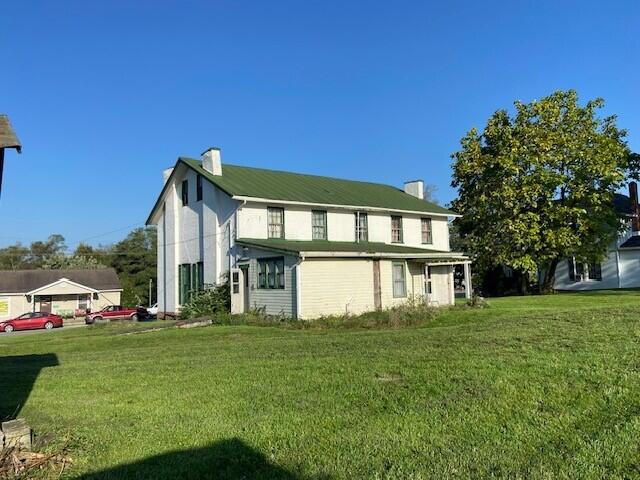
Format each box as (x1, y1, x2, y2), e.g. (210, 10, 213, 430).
(179, 261, 205, 304)
(392, 262, 406, 298)
(78, 294, 89, 310)
(258, 257, 285, 289)
(568, 257, 602, 282)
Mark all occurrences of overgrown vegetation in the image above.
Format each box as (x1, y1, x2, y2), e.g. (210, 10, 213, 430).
(179, 281, 231, 320)
(2, 291, 640, 478)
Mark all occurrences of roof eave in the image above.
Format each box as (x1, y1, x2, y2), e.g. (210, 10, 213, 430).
(232, 195, 460, 217)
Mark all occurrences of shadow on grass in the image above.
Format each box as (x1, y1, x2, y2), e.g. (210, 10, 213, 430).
(75, 438, 329, 479)
(0, 353, 59, 420)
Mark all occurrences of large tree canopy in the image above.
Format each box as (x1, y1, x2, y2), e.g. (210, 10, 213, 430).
(451, 90, 632, 292)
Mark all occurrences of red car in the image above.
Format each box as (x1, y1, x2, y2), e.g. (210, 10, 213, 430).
(0, 312, 64, 333)
(85, 305, 139, 324)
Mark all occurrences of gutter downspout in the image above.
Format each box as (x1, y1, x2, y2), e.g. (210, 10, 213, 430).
(616, 250, 622, 288)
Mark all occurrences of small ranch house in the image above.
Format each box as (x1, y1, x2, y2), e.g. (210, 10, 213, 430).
(147, 148, 471, 319)
(0, 269, 122, 320)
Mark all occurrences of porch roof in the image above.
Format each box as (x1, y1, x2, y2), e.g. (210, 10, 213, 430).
(236, 238, 469, 261)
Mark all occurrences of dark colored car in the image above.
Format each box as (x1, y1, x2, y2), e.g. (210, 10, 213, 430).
(0, 312, 64, 333)
(85, 305, 140, 324)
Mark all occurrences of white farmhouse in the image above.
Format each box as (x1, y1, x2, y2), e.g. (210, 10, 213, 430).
(554, 182, 640, 290)
(146, 148, 471, 318)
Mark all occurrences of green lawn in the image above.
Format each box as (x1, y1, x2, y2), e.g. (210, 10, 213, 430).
(2, 291, 640, 479)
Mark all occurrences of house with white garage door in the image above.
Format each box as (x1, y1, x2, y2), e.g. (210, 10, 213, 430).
(146, 148, 471, 319)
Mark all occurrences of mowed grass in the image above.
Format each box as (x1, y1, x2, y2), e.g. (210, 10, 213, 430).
(2, 292, 640, 479)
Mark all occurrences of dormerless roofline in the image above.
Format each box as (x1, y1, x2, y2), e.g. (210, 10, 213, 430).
(232, 196, 460, 218)
(147, 158, 459, 224)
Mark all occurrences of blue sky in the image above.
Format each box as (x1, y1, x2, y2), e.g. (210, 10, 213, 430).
(1, 1, 638, 249)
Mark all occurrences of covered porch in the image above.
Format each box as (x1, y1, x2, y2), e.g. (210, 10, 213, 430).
(27, 278, 101, 317)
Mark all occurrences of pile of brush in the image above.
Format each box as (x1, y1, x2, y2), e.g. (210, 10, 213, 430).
(0, 446, 70, 478)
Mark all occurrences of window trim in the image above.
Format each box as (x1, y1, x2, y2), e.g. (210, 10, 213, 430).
(355, 211, 368, 242)
(312, 210, 328, 240)
(392, 261, 407, 298)
(421, 217, 433, 245)
(267, 207, 285, 239)
(568, 257, 602, 282)
(181, 179, 189, 206)
(257, 257, 285, 290)
(196, 174, 203, 202)
(391, 215, 403, 243)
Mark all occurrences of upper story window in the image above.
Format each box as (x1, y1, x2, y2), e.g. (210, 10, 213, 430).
(312, 210, 327, 240)
(268, 207, 285, 239)
(196, 175, 203, 201)
(181, 180, 189, 206)
(355, 212, 368, 242)
(421, 218, 433, 244)
(391, 216, 403, 243)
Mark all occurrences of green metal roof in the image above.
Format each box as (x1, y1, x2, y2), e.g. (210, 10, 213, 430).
(180, 157, 455, 215)
(236, 238, 448, 256)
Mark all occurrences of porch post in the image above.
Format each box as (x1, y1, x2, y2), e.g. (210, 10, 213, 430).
(464, 262, 473, 299)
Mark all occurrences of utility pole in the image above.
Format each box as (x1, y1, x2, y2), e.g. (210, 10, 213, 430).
(148, 278, 153, 306)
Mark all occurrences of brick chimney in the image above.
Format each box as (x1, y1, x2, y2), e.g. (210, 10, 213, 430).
(630, 181, 640, 234)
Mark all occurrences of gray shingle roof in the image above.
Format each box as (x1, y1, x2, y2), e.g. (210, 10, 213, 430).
(0, 268, 121, 293)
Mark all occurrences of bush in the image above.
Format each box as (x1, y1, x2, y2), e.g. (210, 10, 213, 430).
(206, 296, 439, 330)
(466, 294, 489, 308)
(179, 281, 230, 319)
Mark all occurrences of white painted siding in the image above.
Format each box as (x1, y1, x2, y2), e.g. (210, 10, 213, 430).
(237, 203, 450, 250)
(298, 259, 453, 319)
(299, 259, 376, 318)
(553, 250, 619, 291)
(619, 250, 640, 287)
(156, 164, 238, 313)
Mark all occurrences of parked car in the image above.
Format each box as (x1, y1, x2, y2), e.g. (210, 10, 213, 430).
(85, 305, 139, 324)
(0, 312, 63, 333)
(147, 303, 158, 317)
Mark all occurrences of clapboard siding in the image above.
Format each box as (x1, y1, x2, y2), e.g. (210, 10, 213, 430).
(245, 251, 297, 317)
(299, 259, 376, 318)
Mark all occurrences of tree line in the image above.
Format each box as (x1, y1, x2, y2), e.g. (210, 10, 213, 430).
(0, 227, 156, 307)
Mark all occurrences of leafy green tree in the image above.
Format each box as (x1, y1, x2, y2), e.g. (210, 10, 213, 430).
(42, 254, 106, 270)
(0, 243, 30, 269)
(28, 234, 67, 268)
(103, 227, 157, 306)
(451, 90, 632, 293)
